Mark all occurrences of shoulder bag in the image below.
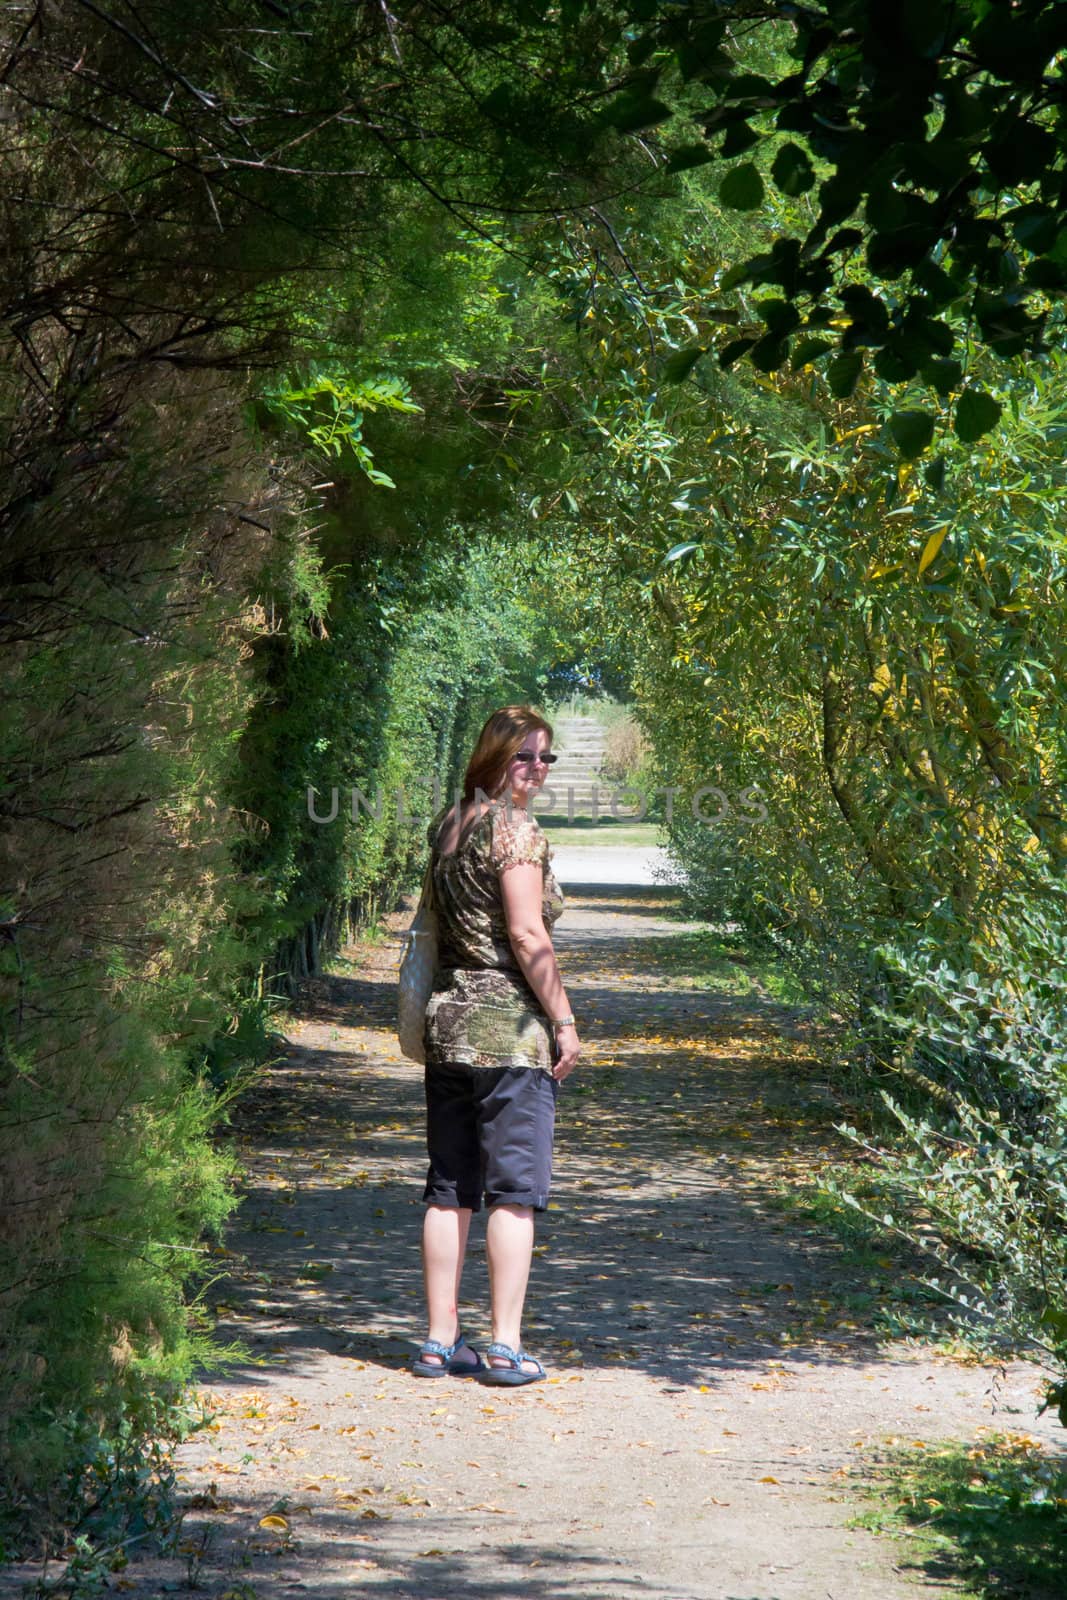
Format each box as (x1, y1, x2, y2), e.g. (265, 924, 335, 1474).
(397, 857, 438, 1064)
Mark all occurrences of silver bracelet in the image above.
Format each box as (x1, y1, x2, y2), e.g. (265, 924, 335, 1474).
(552, 1014, 576, 1031)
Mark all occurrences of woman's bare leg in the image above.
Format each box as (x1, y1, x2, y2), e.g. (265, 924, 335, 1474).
(420, 1204, 477, 1367)
(486, 1203, 541, 1372)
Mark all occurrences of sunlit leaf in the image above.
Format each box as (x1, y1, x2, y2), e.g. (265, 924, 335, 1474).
(918, 526, 950, 575)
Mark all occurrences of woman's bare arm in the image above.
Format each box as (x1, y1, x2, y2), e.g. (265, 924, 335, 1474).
(500, 862, 579, 1080)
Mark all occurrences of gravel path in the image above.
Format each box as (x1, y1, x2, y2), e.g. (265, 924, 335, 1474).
(71, 885, 1061, 1599)
(549, 844, 680, 888)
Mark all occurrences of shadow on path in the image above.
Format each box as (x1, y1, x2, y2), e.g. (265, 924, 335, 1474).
(55, 884, 1054, 1600)
(203, 892, 917, 1392)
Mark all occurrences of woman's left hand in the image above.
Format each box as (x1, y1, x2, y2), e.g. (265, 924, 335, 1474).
(551, 1023, 580, 1082)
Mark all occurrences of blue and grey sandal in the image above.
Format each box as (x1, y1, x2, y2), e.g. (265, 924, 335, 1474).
(477, 1341, 547, 1386)
(411, 1331, 484, 1378)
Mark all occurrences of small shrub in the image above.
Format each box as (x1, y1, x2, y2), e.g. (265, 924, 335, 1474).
(190, 968, 290, 1094)
(1, 1383, 208, 1579)
(854, 1433, 1067, 1600)
(600, 713, 648, 786)
(830, 883, 1067, 1424)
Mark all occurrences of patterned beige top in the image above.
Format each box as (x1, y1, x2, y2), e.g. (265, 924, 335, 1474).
(424, 800, 565, 1071)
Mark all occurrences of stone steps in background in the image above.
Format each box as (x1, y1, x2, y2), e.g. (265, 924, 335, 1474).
(538, 714, 624, 820)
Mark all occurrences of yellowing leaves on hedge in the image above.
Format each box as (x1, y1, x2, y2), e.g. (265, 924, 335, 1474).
(917, 526, 950, 575)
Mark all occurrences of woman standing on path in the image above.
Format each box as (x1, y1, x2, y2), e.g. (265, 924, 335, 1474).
(411, 705, 580, 1387)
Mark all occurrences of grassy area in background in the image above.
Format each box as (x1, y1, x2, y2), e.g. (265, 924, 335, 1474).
(539, 817, 664, 849)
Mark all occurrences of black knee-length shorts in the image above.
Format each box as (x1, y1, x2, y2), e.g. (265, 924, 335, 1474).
(422, 1060, 559, 1213)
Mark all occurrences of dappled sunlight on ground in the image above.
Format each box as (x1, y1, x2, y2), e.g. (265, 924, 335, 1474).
(35, 885, 1055, 1600)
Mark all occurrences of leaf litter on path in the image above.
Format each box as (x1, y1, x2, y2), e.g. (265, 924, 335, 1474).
(104, 886, 1063, 1600)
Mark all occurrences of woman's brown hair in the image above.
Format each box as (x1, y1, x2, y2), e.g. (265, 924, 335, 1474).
(463, 705, 554, 802)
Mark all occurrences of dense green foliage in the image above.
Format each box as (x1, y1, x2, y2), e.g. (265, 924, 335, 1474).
(613, 1, 1066, 402)
(2, 0, 1066, 1561)
(0, 0, 585, 1544)
(486, 96, 1067, 1412)
(595, 320, 1066, 1405)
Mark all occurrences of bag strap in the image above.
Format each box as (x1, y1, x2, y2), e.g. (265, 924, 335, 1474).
(400, 857, 436, 961)
(418, 854, 436, 913)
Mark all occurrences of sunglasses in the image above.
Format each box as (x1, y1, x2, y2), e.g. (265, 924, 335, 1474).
(513, 750, 558, 765)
